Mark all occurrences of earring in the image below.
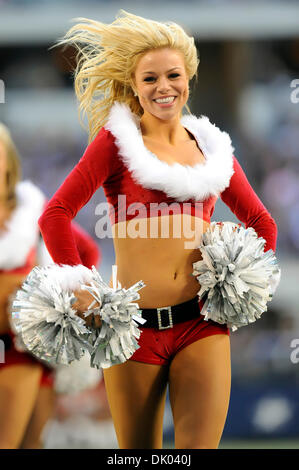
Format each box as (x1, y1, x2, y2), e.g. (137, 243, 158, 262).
(134, 91, 138, 97)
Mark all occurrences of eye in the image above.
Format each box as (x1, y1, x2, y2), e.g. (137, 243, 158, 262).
(143, 73, 180, 82)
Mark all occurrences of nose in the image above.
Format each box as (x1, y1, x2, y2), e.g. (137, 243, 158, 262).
(157, 76, 171, 93)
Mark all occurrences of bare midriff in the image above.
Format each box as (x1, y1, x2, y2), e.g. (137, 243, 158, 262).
(0, 272, 26, 334)
(109, 213, 210, 308)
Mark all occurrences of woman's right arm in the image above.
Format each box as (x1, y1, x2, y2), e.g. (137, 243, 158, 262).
(38, 127, 117, 266)
(220, 156, 277, 253)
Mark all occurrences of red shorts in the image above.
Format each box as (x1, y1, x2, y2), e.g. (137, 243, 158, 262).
(0, 331, 54, 387)
(129, 297, 230, 365)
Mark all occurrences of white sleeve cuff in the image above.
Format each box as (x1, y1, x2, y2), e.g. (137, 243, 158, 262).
(45, 264, 94, 291)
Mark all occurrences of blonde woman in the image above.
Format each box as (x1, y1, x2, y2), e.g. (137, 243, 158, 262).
(39, 11, 278, 449)
(0, 123, 100, 448)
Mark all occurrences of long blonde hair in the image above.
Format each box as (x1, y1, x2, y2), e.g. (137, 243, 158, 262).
(0, 123, 21, 210)
(57, 10, 199, 142)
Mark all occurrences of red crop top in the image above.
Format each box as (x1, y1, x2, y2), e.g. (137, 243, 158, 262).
(38, 102, 277, 267)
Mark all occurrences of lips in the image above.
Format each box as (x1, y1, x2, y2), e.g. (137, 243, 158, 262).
(153, 96, 176, 101)
(153, 96, 177, 106)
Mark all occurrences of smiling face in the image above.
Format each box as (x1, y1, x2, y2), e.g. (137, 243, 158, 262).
(133, 47, 189, 121)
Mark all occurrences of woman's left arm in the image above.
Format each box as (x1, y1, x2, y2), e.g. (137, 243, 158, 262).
(220, 156, 278, 253)
(70, 221, 101, 269)
(39, 198, 101, 270)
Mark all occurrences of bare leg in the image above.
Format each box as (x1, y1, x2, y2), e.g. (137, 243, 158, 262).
(169, 334, 231, 449)
(20, 385, 55, 449)
(103, 360, 169, 449)
(0, 364, 42, 449)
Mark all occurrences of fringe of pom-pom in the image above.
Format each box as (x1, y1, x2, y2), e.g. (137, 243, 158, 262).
(81, 267, 146, 369)
(12, 264, 145, 368)
(192, 222, 280, 331)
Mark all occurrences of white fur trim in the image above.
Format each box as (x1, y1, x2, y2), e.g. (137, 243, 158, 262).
(105, 102, 235, 202)
(0, 181, 45, 270)
(46, 264, 94, 291)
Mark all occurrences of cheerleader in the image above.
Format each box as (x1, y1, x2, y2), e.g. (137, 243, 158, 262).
(37, 11, 279, 448)
(0, 122, 100, 448)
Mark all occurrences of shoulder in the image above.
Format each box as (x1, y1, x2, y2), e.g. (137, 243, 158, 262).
(181, 113, 235, 195)
(79, 126, 119, 169)
(89, 126, 118, 151)
(103, 101, 141, 154)
(181, 113, 234, 160)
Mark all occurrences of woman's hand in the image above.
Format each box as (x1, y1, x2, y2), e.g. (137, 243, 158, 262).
(72, 289, 102, 328)
(211, 221, 240, 233)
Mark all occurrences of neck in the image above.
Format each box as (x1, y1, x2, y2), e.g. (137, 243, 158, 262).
(140, 111, 187, 145)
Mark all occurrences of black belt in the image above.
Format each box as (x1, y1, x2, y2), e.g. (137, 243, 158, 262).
(0, 333, 12, 350)
(140, 296, 203, 330)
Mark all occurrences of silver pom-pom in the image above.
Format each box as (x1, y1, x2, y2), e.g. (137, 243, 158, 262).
(54, 352, 102, 394)
(8, 290, 28, 353)
(83, 266, 146, 369)
(192, 221, 280, 331)
(12, 265, 93, 365)
(11, 264, 146, 369)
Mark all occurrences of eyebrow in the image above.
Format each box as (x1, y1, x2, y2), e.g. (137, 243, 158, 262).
(141, 67, 182, 75)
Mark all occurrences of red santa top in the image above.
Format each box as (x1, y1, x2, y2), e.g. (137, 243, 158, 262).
(39, 102, 277, 268)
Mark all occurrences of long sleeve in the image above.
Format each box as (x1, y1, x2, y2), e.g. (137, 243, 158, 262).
(220, 156, 277, 253)
(71, 221, 101, 269)
(38, 127, 117, 266)
(37, 222, 101, 270)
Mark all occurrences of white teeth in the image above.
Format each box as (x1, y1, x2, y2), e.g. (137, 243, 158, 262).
(155, 97, 175, 103)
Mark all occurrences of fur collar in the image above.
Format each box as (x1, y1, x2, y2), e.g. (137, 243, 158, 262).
(0, 181, 45, 270)
(105, 101, 235, 201)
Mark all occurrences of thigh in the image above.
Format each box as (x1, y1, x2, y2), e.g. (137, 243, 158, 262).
(169, 334, 231, 449)
(20, 384, 55, 449)
(103, 360, 169, 449)
(0, 364, 42, 449)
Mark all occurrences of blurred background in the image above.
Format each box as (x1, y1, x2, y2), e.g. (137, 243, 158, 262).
(0, 0, 299, 449)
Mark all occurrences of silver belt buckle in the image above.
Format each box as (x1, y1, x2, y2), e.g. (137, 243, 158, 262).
(157, 306, 173, 330)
